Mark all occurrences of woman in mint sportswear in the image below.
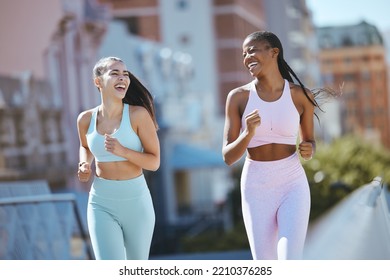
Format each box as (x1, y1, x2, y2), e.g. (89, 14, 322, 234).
(77, 57, 160, 260)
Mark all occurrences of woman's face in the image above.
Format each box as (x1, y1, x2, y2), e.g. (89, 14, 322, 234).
(242, 38, 274, 77)
(96, 60, 131, 99)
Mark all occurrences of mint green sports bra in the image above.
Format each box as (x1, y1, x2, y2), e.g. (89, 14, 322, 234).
(86, 103, 143, 162)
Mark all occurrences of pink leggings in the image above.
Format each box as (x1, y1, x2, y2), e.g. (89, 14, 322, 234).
(240, 152, 310, 260)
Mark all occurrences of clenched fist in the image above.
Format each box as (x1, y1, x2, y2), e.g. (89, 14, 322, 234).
(244, 109, 261, 136)
(78, 161, 91, 182)
(299, 141, 315, 161)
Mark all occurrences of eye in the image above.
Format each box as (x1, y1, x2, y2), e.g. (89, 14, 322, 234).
(248, 48, 257, 54)
(243, 48, 256, 57)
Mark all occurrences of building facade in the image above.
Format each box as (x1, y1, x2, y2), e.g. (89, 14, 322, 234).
(263, 0, 320, 88)
(317, 21, 390, 148)
(0, 74, 67, 187)
(97, 0, 266, 114)
(0, 0, 234, 255)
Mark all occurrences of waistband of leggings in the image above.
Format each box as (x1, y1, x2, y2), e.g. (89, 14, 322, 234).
(90, 174, 148, 199)
(244, 152, 299, 167)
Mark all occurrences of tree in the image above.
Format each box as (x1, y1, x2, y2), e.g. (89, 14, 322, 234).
(303, 135, 390, 220)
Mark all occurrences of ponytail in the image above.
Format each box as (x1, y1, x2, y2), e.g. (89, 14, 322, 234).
(123, 73, 159, 130)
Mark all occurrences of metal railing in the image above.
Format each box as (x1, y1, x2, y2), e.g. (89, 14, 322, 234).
(0, 181, 93, 260)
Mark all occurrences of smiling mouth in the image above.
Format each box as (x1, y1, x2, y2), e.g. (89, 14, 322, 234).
(247, 62, 258, 70)
(115, 84, 127, 90)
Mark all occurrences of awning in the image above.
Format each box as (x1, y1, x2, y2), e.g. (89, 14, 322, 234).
(170, 143, 225, 170)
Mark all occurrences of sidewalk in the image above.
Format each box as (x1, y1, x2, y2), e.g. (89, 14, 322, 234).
(150, 250, 252, 260)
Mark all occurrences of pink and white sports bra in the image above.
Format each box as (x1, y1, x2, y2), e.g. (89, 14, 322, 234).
(241, 79, 300, 148)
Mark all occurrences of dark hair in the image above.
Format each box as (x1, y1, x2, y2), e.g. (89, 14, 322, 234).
(123, 72, 159, 130)
(93, 56, 158, 129)
(245, 31, 340, 119)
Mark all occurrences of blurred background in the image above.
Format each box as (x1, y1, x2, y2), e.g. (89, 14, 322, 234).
(0, 0, 389, 260)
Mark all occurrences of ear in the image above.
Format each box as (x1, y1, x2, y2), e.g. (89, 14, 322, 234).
(272, 47, 279, 58)
(94, 77, 101, 89)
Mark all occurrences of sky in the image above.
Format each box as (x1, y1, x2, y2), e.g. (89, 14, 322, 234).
(306, 0, 390, 33)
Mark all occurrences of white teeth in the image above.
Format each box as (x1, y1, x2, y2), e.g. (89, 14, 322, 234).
(248, 62, 258, 68)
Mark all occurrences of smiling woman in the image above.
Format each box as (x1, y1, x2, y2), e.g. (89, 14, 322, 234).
(222, 31, 337, 260)
(76, 56, 160, 260)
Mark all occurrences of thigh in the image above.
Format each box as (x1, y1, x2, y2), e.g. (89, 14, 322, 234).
(277, 177, 311, 259)
(87, 197, 126, 260)
(241, 167, 280, 259)
(121, 192, 156, 260)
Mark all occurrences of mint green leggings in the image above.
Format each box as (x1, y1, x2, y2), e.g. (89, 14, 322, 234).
(87, 175, 155, 260)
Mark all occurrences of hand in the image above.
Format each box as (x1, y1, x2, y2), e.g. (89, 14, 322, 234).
(78, 162, 91, 182)
(245, 109, 261, 136)
(299, 141, 315, 160)
(104, 134, 124, 156)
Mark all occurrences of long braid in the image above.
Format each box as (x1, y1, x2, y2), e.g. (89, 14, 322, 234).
(282, 60, 320, 107)
(277, 59, 294, 83)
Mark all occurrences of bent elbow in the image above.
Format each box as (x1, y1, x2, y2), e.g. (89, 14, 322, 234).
(222, 155, 235, 166)
(151, 158, 160, 171)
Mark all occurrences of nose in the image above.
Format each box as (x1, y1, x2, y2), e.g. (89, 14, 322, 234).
(119, 74, 127, 81)
(243, 52, 252, 61)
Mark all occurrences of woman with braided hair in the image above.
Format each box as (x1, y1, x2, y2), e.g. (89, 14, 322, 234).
(222, 31, 330, 259)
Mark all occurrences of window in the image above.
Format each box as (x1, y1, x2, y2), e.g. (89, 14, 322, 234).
(119, 17, 139, 35)
(177, 0, 189, 10)
(341, 36, 353, 47)
(361, 70, 370, 81)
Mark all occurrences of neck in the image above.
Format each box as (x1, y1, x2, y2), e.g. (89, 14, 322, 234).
(255, 74, 284, 93)
(99, 100, 124, 119)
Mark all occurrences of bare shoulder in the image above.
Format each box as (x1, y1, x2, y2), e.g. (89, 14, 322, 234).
(129, 105, 149, 117)
(129, 105, 153, 126)
(77, 108, 94, 127)
(227, 83, 251, 100)
(226, 82, 252, 109)
(289, 82, 314, 104)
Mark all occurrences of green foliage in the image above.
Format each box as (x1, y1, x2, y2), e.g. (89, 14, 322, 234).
(303, 135, 390, 220)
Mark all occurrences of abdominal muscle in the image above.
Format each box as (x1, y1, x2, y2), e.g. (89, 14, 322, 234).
(247, 143, 297, 161)
(95, 161, 142, 180)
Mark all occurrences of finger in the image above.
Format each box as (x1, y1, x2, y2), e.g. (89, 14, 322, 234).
(252, 109, 259, 114)
(246, 109, 259, 118)
(246, 113, 261, 123)
(299, 142, 311, 149)
(79, 164, 89, 173)
(299, 146, 311, 152)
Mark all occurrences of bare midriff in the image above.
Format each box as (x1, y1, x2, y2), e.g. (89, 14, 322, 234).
(247, 143, 296, 161)
(95, 161, 142, 180)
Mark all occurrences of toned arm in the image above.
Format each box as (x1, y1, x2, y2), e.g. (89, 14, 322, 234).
(76, 110, 94, 182)
(222, 87, 258, 165)
(292, 86, 316, 160)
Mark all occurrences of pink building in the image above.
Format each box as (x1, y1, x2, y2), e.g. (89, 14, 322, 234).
(0, 0, 63, 79)
(0, 0, 110, 190)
